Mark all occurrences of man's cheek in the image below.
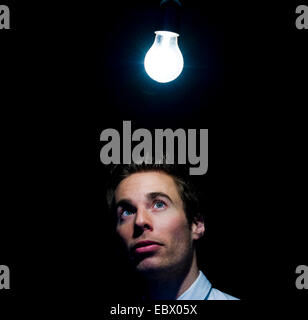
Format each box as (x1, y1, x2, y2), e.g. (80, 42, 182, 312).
(116, 228, 130, 249)
(167, 223, 190, 247)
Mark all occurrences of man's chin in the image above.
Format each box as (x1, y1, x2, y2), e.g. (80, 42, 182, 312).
(134, 256, 170, 278)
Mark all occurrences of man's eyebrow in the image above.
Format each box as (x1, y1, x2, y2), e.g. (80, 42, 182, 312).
(115, 199, 136, 210)
(147, 192, 173, 203)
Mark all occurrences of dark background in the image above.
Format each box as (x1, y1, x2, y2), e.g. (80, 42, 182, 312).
(1, 0, 307, 314)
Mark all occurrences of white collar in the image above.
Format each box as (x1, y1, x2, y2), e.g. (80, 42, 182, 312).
(177, 270, 212, 300)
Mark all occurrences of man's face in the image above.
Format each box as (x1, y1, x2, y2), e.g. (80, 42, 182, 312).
(114, 171, 199, 277)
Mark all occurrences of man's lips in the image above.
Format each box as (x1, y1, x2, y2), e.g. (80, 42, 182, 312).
(132, 241, 162, 254)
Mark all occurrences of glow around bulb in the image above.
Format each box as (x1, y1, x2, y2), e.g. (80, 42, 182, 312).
(144, 31, 184, 83)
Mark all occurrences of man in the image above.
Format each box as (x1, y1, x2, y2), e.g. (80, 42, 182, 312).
(106, 162, 238, 300)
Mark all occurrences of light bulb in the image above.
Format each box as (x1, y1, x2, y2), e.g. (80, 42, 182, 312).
(144, 31, 184, 83)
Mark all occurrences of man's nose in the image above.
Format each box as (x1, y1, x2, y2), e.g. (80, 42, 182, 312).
(134, 207, 153, 232)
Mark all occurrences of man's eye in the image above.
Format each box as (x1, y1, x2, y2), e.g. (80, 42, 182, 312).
(153, 201, 166, 209)
(121, 210, 134, 217)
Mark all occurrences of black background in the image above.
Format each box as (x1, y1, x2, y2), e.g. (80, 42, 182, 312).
(1, 0, 307, 316)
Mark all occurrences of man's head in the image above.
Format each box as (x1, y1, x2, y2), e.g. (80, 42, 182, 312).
(106, 163, 205, 278)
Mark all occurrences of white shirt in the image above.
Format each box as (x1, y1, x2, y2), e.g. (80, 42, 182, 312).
(177, 271, 239, 300)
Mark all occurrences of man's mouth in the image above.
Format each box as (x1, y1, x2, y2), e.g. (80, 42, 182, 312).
(132, 240, 162, 254)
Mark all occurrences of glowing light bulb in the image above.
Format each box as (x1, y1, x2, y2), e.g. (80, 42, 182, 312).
(144, 31, 184, 83)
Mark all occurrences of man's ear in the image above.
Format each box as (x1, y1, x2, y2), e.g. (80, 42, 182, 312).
(191, 215, 205, 240)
